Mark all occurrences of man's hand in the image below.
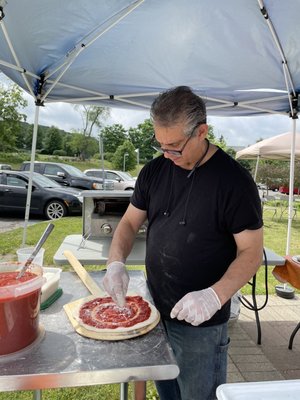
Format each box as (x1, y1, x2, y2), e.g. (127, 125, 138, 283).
(170, 287, 221, 326)
(102, 261, 129, 307)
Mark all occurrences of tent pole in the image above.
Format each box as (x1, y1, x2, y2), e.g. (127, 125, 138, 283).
(253, 154, 260, 182)
(21, 104, 40, 247)
(285, 119, 297, 255)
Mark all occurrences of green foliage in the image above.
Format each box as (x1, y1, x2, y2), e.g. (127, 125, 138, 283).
(257, 160, 300, 188)
(112, 140, 137, 171)
(0, 83, 28, 151)
(43, 126, 63, 154)
(100, 124, 127, 153)
(53, 149, 67, 156)
(68, 132, 99, 160)
(207, 125, 227, 150)
(71, 105, 110, 160)
(128, 119, 154, 162)
(0, 151, 38, 169)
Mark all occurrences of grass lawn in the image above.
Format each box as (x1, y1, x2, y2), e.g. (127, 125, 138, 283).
(0, 210, 299, 399)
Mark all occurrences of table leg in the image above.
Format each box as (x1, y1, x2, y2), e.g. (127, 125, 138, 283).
(120, 382, 128, 400)
(288, 322, 300, 350)
(33, 389, 42, 400)
(250, 274, 262, 345)
(239, 251, 269, 345)
(134, 381, 146, 400)
(240, 276, 262, 345)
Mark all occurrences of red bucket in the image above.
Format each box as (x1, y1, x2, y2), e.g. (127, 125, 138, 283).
(0, 262, 44, 355)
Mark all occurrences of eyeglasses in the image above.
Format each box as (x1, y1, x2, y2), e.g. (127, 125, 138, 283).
(152, 124, 200, 157)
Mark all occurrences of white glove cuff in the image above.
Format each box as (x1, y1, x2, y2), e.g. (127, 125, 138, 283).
(209, 287, 222, 310)
(107, 261, 125, 269)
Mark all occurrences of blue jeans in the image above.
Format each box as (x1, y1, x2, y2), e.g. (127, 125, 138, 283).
(156, 320, 229, 400)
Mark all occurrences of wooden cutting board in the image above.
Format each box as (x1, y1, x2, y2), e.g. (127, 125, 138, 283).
(63, 250, 160, 340)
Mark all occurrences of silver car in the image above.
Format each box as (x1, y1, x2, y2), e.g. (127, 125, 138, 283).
(84, 169, 136, 191)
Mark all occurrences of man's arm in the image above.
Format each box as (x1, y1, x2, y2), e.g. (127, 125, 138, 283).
(212, 227, 264, 306)
(102, 204, 147, 306)
(107, 203, 147, 264)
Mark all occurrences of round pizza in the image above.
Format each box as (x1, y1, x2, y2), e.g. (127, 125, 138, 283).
(73, 295, 159, 333)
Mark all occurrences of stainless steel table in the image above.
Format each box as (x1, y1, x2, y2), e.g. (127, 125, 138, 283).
(53, 234, 286, 345)
(0, 271, 179, 399)
(53, 235, 146, 265)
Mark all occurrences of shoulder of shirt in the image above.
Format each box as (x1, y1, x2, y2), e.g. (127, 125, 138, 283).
(212, 147, 256, 187)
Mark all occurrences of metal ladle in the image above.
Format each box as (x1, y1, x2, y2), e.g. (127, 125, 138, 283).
(17, 223, 54, 278)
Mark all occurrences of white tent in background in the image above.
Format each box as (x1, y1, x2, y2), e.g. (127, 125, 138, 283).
(236, 132, 300, 161)
(236, 131, 300, 254)
(236, 131, 300, 182)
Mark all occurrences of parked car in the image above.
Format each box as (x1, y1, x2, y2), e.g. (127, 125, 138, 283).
(279, 186, 300, 195)
(20, 161, 114, 190)
(0, 170, 83, 219)
(84, 169, 136, 190)
(268, 184, 279, 191)
(0, 164, 12, 170)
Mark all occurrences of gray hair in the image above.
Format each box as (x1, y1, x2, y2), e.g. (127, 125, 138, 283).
(150, 86, 207, 136)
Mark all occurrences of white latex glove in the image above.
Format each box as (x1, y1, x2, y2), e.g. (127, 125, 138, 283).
(102, 261, 129, 307)
(170, 287, 221, 326)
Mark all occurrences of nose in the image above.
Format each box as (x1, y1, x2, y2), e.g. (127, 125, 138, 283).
(163, 152, 176, 160)
(164, 152, 180, 163)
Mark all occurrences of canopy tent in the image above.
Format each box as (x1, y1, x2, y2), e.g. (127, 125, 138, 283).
(0, 0, 299, 253)
(236, 132, 300, 161)
(236, 131, 300, 182)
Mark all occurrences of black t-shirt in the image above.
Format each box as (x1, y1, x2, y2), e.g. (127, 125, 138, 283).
(131, 148, 263, 326)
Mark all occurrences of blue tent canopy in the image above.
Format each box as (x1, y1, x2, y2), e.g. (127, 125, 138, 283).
(0, 0, 299, 251)
(0, 0, 299, 117)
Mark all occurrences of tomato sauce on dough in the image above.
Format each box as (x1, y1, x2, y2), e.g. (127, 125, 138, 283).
(79, 295, 151, 329)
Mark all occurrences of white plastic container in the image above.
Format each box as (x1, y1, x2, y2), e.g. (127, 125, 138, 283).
(217, 380, 300, 400)
(41, 267, 62, 303)
(0, 262, 44, 355)
(17, 247, 45, 267)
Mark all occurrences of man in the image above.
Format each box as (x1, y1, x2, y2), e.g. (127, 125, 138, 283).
(103, 86, 263, 400)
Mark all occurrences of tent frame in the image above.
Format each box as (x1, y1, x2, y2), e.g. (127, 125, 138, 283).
(0, 0, 298, 253)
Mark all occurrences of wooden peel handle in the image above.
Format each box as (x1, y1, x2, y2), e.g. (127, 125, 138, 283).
(63, 250, 103, 296)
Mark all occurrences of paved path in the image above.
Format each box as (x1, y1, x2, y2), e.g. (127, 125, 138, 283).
(228, 294, 300, 383)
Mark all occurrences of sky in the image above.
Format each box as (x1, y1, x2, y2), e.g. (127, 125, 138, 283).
(1, 73, 293, 148)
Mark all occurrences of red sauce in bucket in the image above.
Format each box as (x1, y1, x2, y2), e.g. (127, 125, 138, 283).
(0, 271, 41, 355)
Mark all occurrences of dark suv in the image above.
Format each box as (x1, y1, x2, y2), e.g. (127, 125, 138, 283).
(20, 161, 114, 190)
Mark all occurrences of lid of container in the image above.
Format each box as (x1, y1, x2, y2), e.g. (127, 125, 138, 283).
(0, 262, 45, 299)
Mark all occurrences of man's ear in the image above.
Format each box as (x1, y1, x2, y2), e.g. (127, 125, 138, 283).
(198, 123, 208, 139)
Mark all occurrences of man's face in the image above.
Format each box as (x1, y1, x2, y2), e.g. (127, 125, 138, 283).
(153, 122, 207, 169)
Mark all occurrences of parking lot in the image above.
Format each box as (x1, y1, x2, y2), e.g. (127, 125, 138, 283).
(0, 213, 42, 233)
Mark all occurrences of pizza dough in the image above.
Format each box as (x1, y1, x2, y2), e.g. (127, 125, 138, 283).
(72, 295, 159, 333)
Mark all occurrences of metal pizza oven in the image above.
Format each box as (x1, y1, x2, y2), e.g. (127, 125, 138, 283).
(82, 190, 147, 240)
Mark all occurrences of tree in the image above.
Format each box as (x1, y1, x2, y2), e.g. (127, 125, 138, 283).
(256, 159, 300, 189)
(43, 126, 63, 154)
(16, 123, 45, 151)
(0, 84, 27, 151)
(128, 119, 154, 162)
(69, 132, 99, 159)
(112, 140, 136, 171)
(100, 124, 127, 154)
(73, 105, 110, 160)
